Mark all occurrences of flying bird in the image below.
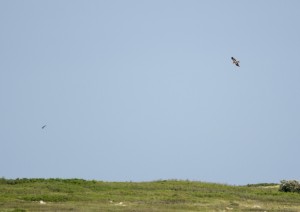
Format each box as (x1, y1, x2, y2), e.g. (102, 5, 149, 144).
(231, 57, 240, 67)
(42, 125, 47, 129)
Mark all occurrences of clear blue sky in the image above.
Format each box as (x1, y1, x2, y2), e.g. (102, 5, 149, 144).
(1, 0, 300, 185)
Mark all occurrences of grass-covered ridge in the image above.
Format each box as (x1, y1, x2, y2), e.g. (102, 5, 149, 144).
(1, 178, 300, 211)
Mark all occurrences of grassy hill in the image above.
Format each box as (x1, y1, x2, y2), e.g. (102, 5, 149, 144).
(1, 178, 300, 211)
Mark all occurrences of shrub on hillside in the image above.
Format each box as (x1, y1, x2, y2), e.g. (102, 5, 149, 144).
(279, 180, 300, 193)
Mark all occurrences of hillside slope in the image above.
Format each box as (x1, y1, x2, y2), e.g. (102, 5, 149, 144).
(1, 178, 300, 211)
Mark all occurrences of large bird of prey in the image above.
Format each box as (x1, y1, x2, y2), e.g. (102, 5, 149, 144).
(42, 125, 47, 129)
(231, 57, 240, 67)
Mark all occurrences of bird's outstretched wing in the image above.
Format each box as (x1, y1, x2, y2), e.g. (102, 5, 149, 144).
(231, 57, 236, 62)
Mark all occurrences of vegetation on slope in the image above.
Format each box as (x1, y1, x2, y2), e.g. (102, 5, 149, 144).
(1, 178, 300, 211)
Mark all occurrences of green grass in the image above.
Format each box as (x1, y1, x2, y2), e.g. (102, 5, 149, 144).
(1, 178, 300, 211)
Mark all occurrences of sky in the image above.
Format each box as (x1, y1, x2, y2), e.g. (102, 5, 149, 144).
(1, 0, 300, 185)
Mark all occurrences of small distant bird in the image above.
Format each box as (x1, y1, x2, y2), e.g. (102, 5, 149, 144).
(231, 57, 240, 67)
(42, 125, 47, 129)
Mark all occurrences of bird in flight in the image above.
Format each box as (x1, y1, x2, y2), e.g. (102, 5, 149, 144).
(42, 125, 47, 129)
(231, 57, 240, 67)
